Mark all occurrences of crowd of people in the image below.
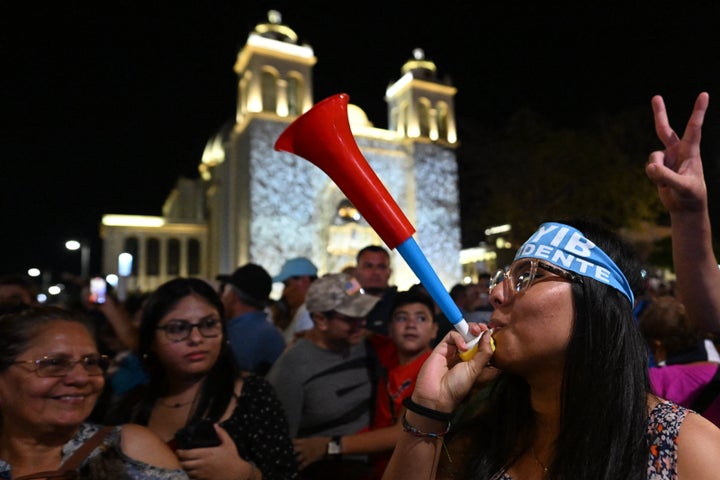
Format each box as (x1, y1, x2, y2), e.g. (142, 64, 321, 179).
(1, 92, 719, 479)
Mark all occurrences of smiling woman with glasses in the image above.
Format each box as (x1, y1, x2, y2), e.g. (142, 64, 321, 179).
(104, 277, 299, 480)
(0, 305, 188, 479)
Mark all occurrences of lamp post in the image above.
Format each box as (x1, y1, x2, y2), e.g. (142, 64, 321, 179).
(65, 240, 90, 280)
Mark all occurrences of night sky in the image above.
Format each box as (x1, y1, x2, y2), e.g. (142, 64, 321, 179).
(3, 2, 719, 280)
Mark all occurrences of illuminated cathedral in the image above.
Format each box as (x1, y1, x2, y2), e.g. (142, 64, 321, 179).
(100, 11, 463, 294)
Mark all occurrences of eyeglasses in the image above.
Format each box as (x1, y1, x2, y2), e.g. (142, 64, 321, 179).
(489, 258, 581, 295)
(156, 318, 222, 342)
(12, 354, 110, 377)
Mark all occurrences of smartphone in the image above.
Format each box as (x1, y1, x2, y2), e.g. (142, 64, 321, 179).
(173, 419, 222, 449)
(89, 277, 107, 304)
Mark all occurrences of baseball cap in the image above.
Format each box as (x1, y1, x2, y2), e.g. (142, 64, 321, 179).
(306, 273, 380, 317)
(273, 257, 318, 283)
(216, 263, 272, 306)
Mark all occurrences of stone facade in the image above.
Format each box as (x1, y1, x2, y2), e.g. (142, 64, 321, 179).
(100, 11, 462, 294)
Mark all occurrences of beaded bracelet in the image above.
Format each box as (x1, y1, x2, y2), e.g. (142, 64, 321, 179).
(402, 397, 454, 422)
(401, 412, 451, 439)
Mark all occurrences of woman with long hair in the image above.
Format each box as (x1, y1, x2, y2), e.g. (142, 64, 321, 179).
(105, 277, 298, 480)
(383, 220, 720, 479)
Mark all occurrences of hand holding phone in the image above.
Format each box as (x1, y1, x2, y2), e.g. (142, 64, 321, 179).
(89, 277, 107, 305)
(174, 419, 222, 449)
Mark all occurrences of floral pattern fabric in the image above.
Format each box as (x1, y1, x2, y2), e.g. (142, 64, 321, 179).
(490, 401, 686, 480)
(0, 423, 189, 480)
(646, 401, 685, 480)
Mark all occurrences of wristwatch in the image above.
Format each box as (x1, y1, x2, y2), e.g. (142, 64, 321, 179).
(326, 435, 343, 456)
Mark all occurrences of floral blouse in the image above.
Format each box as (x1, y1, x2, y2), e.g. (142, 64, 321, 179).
(646, 401, 686, 480)
(489, 401, 686, 480)
(0, 423, 189, 480)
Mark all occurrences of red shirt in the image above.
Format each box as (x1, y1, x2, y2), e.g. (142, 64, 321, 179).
(368, 334, 432, 477)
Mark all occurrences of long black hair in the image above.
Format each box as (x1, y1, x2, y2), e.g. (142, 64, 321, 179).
(105, 277, 239, 426)
(444, 219, 650, 480)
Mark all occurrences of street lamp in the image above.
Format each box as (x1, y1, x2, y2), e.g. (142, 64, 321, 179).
(65, 240, 90, 280)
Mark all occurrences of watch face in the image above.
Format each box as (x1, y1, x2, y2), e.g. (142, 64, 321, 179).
(327, 440, 342, 455)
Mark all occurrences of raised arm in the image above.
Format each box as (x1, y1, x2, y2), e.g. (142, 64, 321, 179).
(98, 296, 139, 351)
(646, 92, 720, 333)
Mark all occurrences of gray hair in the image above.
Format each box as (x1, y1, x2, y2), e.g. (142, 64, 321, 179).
(0, 306, 94, 372)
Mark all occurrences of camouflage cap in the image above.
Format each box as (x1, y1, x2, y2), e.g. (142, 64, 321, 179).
(306, 273, 380, 317)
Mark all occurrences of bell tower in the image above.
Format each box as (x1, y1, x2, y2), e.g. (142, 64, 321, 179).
(385, 48, 457, 145)
(233, 10, 317, 128)
(100, 12, 463, 294)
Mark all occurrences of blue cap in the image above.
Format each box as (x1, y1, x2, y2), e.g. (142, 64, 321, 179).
(273, 257, 318, 283)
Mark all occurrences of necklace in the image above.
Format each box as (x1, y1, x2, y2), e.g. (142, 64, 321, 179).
(159, 398, 194, 408)
(531, 445, 549, 477)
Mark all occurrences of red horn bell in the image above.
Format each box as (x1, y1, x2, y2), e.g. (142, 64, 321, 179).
(274, 93, 415, 250)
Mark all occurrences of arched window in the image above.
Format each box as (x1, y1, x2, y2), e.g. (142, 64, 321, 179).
(287, 75, 303, 116)
(261, 71, 277, 113)
(188, 239, 201, 275)
(123, 237, 139, 276)
(399, 101, 409, 136)
(417, 99, 431, 137)
(437, 102, 449, 141)
(167, 238, 180, 275)
(146, 238, 160, 276)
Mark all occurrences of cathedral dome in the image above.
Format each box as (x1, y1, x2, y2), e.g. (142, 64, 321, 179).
(347, 104, 374, 130)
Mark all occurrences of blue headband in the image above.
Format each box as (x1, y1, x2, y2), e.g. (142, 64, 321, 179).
(514, 222, 634, 305)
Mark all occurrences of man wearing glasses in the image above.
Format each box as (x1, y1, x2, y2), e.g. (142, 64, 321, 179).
(216, 263, 286, 376)
(267, 273, 380, 480)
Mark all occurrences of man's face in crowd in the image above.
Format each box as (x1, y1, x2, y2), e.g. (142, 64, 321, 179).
(355, 251, 391, 294)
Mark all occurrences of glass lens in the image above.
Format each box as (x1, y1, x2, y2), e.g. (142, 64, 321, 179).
(537, 260, 572, 281)
(198, 318, 221, 337)
(36, 356, 72, 376)
(489, 267, 508, 292)
(84, 355, 110, 374)
(510, 259, 536, 292)
(35, 355, 108, 377)
(163, 321, 192, 340)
